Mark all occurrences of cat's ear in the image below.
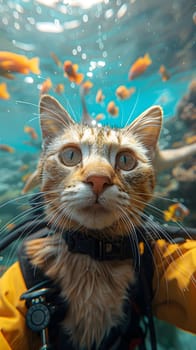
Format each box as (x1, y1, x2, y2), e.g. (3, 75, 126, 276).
(124, 106, 162, 157)
(39, 95, 75, 146)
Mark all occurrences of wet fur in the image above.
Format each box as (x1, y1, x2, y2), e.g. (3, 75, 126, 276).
(25, 95, 162, 349)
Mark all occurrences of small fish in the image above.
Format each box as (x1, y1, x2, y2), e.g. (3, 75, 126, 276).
(54, 83, 65, 94)
(96, 89, 105, 103)
(154, 91, 171, 105)
(0, 82, 10, 99)
(171, 141, 184, 148)
(50, 52, 62, 67)
(81, 81, 93, 95)
(159, 65, 170, 81)
(184, 134, 196, 145)
(40, 78, 52, 95)
(23, 140, 41, 149)
(193, 12, 196, 25)
(95, 113, 105, 121)
(64, 60, 84, 85)
(128, 53, 152, 80)
(24, 126, 38, 140)
(0, 144, 15, 153)
(107, 101, 119, 117)
(163, 203, 190, 222)
(0, 51, 40, 78)
(19, 164, 29, 172)
(22, 172, 33, 183)
(115, 85, 135, 100)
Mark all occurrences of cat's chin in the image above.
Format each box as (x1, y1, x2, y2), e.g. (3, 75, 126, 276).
(72, 205, 120, 230)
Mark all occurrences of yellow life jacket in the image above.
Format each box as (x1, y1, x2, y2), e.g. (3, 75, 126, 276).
(0, 235, 196, 349)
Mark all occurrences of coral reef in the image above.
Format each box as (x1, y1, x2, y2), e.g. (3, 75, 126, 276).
(176, 79, 196, 125)
(156, 80, 196, 227)
(172, 164, 196, 182)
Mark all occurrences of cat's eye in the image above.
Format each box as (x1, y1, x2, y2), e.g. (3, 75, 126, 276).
(59, 146, 82, 166)
(116, 151, 137, 171)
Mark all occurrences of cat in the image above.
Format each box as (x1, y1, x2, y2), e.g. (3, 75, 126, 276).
(22, 89, 196, 194)
(24, 94, 162, 349)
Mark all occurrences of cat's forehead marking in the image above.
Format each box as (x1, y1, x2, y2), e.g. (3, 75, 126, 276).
(49, 124, 139, 157)
(80, 127, 120, 145)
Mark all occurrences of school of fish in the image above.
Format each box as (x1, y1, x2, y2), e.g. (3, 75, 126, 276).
(0, 49, 194, 223)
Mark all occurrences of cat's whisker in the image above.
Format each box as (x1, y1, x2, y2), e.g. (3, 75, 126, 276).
(131, 194, 192, 239)
(0, 207, 38, 236)
(134, 198, 191, 239)
(15, 100, 39, 109)
(133, 190, 180, 204)
(0, 192, 36, 210)
(121, 204, 194, 287)
(1, 208, 50, 265)
(124, 88, 141, 127)
(0, 189, 58, 211)
(140, 212, 196, 288)
(126, 210, 196, 296)
(26, 113, 40, 124)
(117, 206, 140, 268)
(128, 193, 168, 219)
(63, 96, 80, 123)
(0, 190, 56, 213)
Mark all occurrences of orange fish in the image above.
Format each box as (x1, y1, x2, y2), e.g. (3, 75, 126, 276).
(107, 101, 119, 117)
(81, 81, 93, 95)
(128, 53, 152, 80)
(64, 60, 84, 85)
(24, 126, 38, 140)
(96, 89, 105, 103)
(171, 141, 184, 148)
(193, 12, 196, 25)
(0, 82, 10, 99)
(0, 51, 40, 79)
(116, 85, 136, 100)
(50, 52, 62, 67)
(184, 134, 196, 144)
(95, 113, 105, 121)
(22, 172, 33, 183)
(54, 83, 65, 94)
(159, 65, 170, 81)
(0, 144, 15, 153)
(19, 164, 29, 172)
(163, 203, 190, 222)
(40, 78, 52, 95)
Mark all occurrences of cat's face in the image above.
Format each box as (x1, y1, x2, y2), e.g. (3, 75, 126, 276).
(38, 96, 162, 235)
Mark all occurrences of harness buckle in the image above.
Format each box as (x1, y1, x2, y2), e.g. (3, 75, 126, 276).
(98, 239, 124, 260)
(21, 285, 55, 350)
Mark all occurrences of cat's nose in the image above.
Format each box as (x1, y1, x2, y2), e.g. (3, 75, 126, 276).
(85, 175, 112, 195)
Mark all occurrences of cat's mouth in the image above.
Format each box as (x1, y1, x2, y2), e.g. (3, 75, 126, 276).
(86, 202, 108, 212)
(80, 200, 111, 214)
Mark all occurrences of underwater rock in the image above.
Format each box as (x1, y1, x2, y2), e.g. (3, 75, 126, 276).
(155, 80, 196, 227)
(176, 80, 196, 125)
(172, 164, 196, 182)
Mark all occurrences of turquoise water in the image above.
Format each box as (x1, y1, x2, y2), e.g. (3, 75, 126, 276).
(0, 0, 195, 149)
(0, 1, 196, 349)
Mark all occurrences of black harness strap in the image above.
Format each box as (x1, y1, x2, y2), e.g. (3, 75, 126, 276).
(62, 230, 135, 261)
(18, 238, 68, 350)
